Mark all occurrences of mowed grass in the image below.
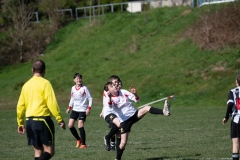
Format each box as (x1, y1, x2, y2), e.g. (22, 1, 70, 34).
(0, 104, 231, 160)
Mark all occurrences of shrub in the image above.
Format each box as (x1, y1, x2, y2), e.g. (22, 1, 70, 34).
(188, 1, 240, 50)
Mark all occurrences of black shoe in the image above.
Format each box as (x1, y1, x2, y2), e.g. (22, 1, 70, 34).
(104, 136, 111, 151)
(110, 145, 115, 151)
(110, 142, 115, 151)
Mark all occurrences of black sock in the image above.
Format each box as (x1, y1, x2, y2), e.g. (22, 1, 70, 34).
(116, 148, 124, 160)
(233, 153, 239, 160)
(34, 158, 39, 160)
(116, 137, 121, 152)
(111, 135, 115, 143)
(149, 107, 163, 114)
(79, 127, 86, 144)
(69, 127, 81, 140)
(38, 152, 51, 160)
(106, 125, 119, 140)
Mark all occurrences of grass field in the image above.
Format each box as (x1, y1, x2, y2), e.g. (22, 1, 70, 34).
(0, 103, 232, 160)
(0, 4, 239, 160)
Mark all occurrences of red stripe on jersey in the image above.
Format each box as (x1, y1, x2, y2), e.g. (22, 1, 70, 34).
(103, 92, 107, 97)
(75, 86, 81, 91)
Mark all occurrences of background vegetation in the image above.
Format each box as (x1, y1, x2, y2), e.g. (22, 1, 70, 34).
(0, 1, 240, 159)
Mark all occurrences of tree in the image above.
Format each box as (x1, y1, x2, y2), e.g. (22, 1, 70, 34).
(6, 0, 35, 62)
(38, 0, 66, 26)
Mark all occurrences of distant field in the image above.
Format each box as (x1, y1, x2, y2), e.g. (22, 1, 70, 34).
(0, 104, 231, 160)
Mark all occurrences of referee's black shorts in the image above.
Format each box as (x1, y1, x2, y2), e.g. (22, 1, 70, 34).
(26, 117, 55, 147)
(120, 111, 141, 134)
(231, 120, 240, 138)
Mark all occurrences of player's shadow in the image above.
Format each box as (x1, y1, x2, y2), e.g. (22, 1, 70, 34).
(145, 154, 202, 160)
(138, 146, 201, 159)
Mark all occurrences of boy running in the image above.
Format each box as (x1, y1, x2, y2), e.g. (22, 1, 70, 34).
(104, 81, 170, 160)
(66, 73, 93, 149)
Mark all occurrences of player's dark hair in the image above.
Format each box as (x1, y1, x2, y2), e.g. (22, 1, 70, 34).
(108, 75, 120, 82)
(73, 73, 82, 79)
(237, 74, 240, 86)
(119, 79, 123, 88)
(104, 82, 113, 91)
(104, 83, 109, 91)
(32, 60, 45, 74)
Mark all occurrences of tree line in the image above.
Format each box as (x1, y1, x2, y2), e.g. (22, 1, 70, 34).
(0, 0, 128, 66)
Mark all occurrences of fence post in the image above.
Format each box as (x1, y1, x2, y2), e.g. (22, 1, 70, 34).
(111, 4, 114, 12)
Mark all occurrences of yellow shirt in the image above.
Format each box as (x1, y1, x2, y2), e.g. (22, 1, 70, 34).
(17, 76, 63, 126)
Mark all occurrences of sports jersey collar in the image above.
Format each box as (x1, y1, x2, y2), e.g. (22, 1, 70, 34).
(75, 85, 82, 90)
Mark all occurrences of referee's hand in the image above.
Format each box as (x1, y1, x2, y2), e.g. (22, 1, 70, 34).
(59, 121, 66, 130)
(18, 126, 25, 134)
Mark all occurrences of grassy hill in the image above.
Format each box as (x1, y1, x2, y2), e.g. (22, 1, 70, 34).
(0, 5, 239, 110)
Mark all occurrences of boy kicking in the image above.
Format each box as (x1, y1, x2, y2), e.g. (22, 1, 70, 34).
(104, 81, 170, 160)
(66, 73, 93, 149)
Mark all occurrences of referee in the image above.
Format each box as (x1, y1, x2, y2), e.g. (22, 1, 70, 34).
(16, 60, 66, 160)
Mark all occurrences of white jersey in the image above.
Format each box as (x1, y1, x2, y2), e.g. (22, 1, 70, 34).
(68, 85, 93, 112)
(228, 87, 240, 123)
(108, 89, 139, 123)
(102, 90, 116, 119)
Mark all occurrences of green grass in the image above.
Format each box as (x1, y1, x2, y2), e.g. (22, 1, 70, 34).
(0, 105, 231, 159)
(0, 5, 238, 159)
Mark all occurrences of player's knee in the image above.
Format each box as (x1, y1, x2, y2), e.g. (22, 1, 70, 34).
(144, 105, 151, 111)
(68, 124, 74, 128)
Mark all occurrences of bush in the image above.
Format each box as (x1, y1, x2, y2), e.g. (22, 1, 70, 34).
(188, 1, 240, 50)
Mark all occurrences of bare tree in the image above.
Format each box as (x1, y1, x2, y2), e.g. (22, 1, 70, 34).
(38, 0, 66, 26)
(7, 0, 35, 62)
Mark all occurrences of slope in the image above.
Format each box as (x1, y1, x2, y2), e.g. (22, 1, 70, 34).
(0, 6, 238, 110)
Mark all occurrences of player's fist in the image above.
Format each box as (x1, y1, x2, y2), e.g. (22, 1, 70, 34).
(66, 109, 70, 114)
(222, 118, 228, 124)
(129, 85, 137, 94)
(66, 106, 72, 114)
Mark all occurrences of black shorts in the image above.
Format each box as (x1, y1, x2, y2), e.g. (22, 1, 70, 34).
(70, 110, 86, 121)
(26, 117, 55, 147)
(231, 120, 240, 138)
(120, 111, 141, 134)
(105, 113, 117, 128)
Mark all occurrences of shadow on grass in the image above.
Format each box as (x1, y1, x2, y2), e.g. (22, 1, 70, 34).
(145, 154, 202, 160)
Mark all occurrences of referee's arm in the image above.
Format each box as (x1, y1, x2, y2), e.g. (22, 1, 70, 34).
(45, 82, 64, 123)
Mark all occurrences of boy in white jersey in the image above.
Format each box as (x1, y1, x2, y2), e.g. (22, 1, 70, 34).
(104, 81, 170, 160)
(66, 73, 93, 149)
(100, 75, 122, 151)
(222, 73, 240, 160)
